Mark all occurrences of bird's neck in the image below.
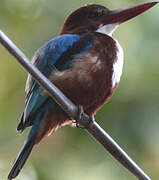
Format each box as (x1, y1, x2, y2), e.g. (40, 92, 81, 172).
(96, 23, 119, 37)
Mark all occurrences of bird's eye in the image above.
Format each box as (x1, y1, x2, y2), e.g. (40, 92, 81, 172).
(87, 11, 101, 19)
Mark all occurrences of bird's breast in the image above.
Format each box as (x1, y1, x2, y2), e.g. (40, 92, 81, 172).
(47, 33, 124, 115)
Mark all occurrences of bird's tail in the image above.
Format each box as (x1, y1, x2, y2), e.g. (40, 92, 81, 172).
(8, 104, 46, 180)
(8, 137, 35, 180)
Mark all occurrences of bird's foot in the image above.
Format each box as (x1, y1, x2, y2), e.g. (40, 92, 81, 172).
(75, 105, 95, 128)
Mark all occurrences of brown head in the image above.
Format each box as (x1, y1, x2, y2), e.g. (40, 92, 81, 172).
(60, 2, 158, 35)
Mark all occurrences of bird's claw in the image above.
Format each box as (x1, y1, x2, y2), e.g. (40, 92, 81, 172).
(75, 105, 95, 128)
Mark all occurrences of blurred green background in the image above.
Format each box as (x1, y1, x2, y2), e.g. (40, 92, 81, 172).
(0, 0, 159, 179)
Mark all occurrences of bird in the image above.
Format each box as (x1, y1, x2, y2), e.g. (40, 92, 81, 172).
(8, 2, 158, 179)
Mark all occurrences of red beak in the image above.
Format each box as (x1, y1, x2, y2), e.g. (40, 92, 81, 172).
(107, 2, 158, 24)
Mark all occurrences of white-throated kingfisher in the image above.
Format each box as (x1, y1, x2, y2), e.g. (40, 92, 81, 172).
(8, 2, 158, 179)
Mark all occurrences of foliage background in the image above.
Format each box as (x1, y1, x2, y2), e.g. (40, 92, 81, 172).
(0, 0, 159, 179)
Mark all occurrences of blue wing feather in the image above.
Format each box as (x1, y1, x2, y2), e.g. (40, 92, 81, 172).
(26, 34, 81, 92)
(37, 34, 81, 76)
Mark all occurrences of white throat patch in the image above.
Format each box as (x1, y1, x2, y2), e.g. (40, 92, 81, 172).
(96, 23, 119, 36)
